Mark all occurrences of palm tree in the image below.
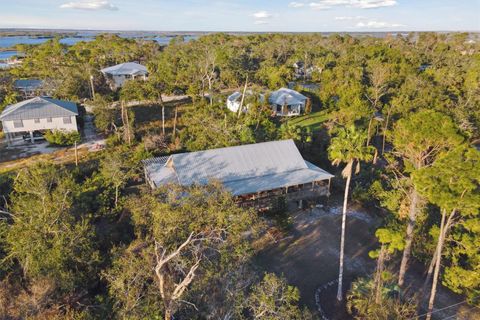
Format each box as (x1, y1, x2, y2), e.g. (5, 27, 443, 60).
(328, 126, 375, 301)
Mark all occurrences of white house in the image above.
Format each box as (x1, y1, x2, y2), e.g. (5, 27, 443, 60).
(101, 62, 148, 89)
(226, 90, 264, 113)
(269, 88, 308, 116)
(226, 92, 243, 113)
(0, 97, 78, 144)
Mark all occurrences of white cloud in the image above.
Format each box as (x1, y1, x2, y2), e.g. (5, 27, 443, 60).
(355, 20, 405, 28)
(306, 0, 397, 10)
(334, 15, 365, 20)
(252, 11, 273, 19)
(251, 11, 274, 25)
(351, 0, 397, 9)
(60, 1, 118, 11)
(289, 2, 305, 7)
(309, 1, 337, 10)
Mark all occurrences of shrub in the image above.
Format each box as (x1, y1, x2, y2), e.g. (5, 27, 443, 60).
(44, 130, 81, 146)
(347, 277, 417, 319)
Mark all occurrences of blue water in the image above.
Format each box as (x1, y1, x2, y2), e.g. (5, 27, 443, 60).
(0, 36, 49, 47)
(0, 36, 95, 48)
(0, 34, 198, 48)
(0, 50, 17, 61)
(0, 34, 199, 60)
(150, 35, 198, 45)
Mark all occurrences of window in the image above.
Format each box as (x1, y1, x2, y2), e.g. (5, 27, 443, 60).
(47, 117, 52, 123)
(13, 120, 23, 128)
(63, 117, 72, 124)
(34, 118, 40, 123)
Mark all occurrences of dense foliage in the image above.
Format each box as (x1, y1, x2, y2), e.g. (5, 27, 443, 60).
(44, 129, 81, 146)
(0, 31, 479, 319)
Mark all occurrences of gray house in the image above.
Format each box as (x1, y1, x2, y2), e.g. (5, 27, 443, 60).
(143, 140, 333, 210)
(269, 88, 308, 116)
(101, 62, 148, 89)
(0, 97, 78, 144)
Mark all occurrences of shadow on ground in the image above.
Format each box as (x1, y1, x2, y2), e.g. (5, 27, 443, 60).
(254, 201, 468, 319)
(255, 201, 379, 319)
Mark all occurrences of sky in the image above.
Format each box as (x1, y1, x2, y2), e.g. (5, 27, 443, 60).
(0, 0, 479, 32)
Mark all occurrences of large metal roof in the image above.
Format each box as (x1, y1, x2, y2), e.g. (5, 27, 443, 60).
(0, 97, 78, 121)
(144, 140, 333, 195)
(101, 62, 148, 76)
(268, 88, 307, 106)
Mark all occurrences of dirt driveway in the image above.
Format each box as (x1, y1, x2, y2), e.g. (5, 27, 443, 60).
(255, 201, 469, 319)
(255, 202, 378, 315)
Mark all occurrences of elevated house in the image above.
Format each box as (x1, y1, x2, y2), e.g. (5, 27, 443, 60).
(14, 79, 44, 98)
(226, 90, 264, 113)
(0, 97, 78, 145)
(269, 88, 308, 116)
(143, 140, 333, 210)
(100, 62, 148, 89)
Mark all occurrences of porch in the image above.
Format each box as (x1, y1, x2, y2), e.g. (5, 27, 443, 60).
(236, 179, 331, 211)
(272, 104, 303, 117)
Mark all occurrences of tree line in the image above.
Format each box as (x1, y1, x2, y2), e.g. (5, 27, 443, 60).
(0, 31, 479, 319)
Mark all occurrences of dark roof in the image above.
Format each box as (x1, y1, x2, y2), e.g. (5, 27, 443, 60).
(0, 97, 78, 121)
(13, 79, 43, 90)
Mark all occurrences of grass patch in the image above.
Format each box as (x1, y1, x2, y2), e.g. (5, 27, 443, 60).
(288, 109, 330, 132)
(0, 146, 100, 174)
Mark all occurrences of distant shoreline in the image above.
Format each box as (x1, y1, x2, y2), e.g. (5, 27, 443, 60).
(0, 29, 477, 52)
(1, 28, 478, 35)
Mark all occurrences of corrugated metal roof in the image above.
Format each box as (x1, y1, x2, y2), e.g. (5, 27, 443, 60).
(225, 161, 333, 196)
(143, 156, 176, 188)
(0, 97, 78, 121)
(269, 88, 307, 106)
(101, 62, 148, 76)
(227, 92, 242, 102)
(14, 79, 43, 90)
(173, 140, 306, 185)
(144, 140, 333, 195)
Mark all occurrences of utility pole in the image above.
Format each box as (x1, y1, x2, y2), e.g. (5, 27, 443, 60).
(121, 100, 131, 145)
(125, 106, 131, 145)
(74, 141, 78, 166)
(89, 74, 95, 100)
(173, 106, 178, 139)
(237, 74, 249, 118)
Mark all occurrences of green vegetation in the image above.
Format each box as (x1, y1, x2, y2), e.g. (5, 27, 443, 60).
(44, 130, 81, 146)
(0, 31, 479, 319)
(287, 109, 330, 132)
(247, 273, 314, 320)
(347, 277, 417, 319)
